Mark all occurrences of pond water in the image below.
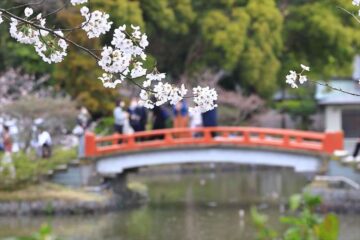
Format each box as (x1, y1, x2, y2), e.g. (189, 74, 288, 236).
(0, 164, 359, 240)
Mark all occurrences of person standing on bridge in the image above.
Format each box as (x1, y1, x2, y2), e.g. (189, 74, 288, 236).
(128, 97, 147, 132)
(113, 99, 126, 135)
(202, 108, 217, 137)
(347, 141, 360, 162)
(152, 105, 169, 130)
(173, 100, 189, 137)
(173, 100, 189, 129)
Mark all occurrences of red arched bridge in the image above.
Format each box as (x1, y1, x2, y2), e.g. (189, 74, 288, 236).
(84, 127, 343, 175)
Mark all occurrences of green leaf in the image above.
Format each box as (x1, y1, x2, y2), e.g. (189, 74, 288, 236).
(315, 213, 339, 240)
(303, 192, 322, 209)
(250, 207, 268, 226)
(289, 194, 302, 211)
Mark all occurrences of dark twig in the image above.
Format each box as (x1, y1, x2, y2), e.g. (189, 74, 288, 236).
(63, 0, 92, 37)
(42, 4, 67, 19)
(5, 0, 47, 11)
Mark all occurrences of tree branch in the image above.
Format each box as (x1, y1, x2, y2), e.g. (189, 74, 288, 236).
(0, 7, 100, 61)
(309, 79, 360, 97)
(337, 6, 360, 24)
(5, 0, 47, 11)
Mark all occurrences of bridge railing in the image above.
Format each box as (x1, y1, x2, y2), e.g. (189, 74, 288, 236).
(84, 127, 343, 158)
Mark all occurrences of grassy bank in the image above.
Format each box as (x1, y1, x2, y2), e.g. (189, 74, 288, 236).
(0, 182, 106, 202)
(0, 148, 77, 191)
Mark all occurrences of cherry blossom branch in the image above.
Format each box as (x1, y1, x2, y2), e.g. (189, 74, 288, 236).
(0, 1, 218, 113)
(284, 5, 360, 97)
(309, 79, 360, 97)
(337, 6, 360, 24)
(1, 7, 145, 88)
(0, 8, 101, 60)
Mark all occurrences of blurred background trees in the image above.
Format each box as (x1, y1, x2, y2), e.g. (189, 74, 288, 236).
(0, 0, 359, 122)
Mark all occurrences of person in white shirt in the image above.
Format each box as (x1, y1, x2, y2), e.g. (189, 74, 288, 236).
(113, 100, 126, 134)
(38, 128, 52, 158)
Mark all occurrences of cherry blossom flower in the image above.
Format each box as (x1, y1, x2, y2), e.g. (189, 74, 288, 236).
(299, 75, 307, 84)
(111, 25, 147, 59)
(143, 72, 166, 88)
(131, 25, 141, 39)
(286, 70, 298, 88)
(130, 62, 146, 78)
(146, 72, 166, 81)
(300, 64, 310, 71)
(139, 90, 154, 109)
(36, 13, 46, 27)
(353, 0, 360, 6)
(285, 64, 310, 88)
(80, 7, 112, 38)
(98, 46, 131, 74)
(24, 7, 33, 18)
(99, 73, 124, 88)
(71, 0, 88, 6)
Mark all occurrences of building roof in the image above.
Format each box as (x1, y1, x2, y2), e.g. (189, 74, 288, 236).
(315, 79, 360, 105)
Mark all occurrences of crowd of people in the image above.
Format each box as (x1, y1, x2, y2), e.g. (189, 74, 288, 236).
(71, 97, 218, 157)
(0, 118, 54, 179)
(0, 97, 218, 171)
(111, 97, 217, 136)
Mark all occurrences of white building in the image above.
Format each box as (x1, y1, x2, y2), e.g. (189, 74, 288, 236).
(316, 79, 360, 138)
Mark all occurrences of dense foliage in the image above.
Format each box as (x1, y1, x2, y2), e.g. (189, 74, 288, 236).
(0, 148, 77, 191)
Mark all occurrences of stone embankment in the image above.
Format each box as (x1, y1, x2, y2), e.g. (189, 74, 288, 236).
(309, 188, 360, 213)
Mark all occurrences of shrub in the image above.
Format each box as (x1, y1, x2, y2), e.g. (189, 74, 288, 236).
(251, 193, 339, 240)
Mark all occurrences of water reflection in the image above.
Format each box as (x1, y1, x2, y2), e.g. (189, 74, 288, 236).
(0, 165, 359, 240)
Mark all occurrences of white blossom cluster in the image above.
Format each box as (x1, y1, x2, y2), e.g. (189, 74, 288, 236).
(80, 7, 112, 39)
(99, 73, 124, 88)
(35, 31, 68, 64)
(353, 0, 360, 6)
(189, 87, 218, 113)
(138, 71, 188, 108)
(0, 2, 219, 113)
(97, 25, 147, 79)
(71, 0, 88, 6)
(8, 8, 69, 64)
(285, 64, 310, 88)
(138, 82, 188, 109)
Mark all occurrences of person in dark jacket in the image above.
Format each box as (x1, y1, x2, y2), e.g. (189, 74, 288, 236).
(152, 105, 168, 130)
(128, 97, 148, 132)
(201, 108, 217, 127)
(201, 108, 217, 137)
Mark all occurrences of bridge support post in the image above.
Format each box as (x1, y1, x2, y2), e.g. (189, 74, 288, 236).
(85, 132, 96, 158)
(112, 173, 128, 195)
(323, 132, 344, 154)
